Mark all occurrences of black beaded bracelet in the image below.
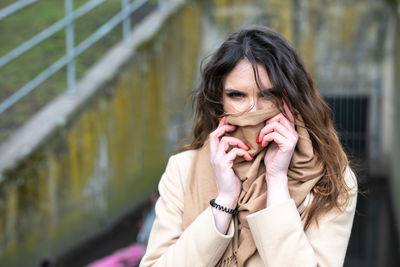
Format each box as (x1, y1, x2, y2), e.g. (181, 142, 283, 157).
(210, 199, 239, 215)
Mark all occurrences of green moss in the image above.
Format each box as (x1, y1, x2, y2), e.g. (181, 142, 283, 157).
(0, 0, 130, 143)
(0, 1, 204, 265)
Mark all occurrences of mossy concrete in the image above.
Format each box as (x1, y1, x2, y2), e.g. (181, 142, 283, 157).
(0, 0, 201, 266)
(391, 0, 400, 244)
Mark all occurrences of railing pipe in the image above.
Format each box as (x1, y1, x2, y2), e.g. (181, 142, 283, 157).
(65, 0, 76, 95)
(0, 0, 38, 20)
(0, 0, 149, 114)
(0, 57, 68, 114)
(122, 0, 132, 45)
(0, 0, 105, 69)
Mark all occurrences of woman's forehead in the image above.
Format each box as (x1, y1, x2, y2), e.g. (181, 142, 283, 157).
(224, 59, 272, 90)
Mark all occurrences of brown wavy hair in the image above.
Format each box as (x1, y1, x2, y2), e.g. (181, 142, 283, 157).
(182, 25, 354, 230)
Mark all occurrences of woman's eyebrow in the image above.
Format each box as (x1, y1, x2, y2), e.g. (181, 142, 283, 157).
(224, 88, 245, 93)
(224, 87, 276, 94)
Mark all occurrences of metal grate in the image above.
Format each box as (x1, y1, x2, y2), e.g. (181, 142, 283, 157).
(325, 96, 369, 163)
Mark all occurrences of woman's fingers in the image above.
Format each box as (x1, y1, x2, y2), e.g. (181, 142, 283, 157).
(209, 116, 236, 154)
(217, 136, 249, 154)
(266, 113, 293, 131)
(259, 102, 299, 150)
(258, 102, 298, 146)
(261, 131, 297, 152)
(265, 100, 295, 131)
(210, 124, 236, 141)
(226, 148, 253, 162)
(209, 116, 251, 162)
(259, 121, 297, 147)
(262, 132, 286, 148)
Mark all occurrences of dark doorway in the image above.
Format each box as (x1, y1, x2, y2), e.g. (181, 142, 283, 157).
(325, 96, 400, 267)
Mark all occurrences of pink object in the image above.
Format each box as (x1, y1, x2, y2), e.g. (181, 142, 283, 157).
(86, 244, 146, 267)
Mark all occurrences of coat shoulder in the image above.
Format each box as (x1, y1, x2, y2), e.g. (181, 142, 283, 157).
(166, 149, 198, 184)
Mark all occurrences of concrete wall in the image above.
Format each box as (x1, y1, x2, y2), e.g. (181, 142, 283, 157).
(0, 1, 201, 266)
(390, 0, 400, 244)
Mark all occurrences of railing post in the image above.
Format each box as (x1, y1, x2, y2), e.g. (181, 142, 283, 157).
(65, 0, 76, 95)
(398, 1, 400, 16)
(121, 0, 132, 45)
(158, 0, 166, 11)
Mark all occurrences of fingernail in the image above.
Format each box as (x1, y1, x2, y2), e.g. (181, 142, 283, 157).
(260, 142, 263, 147)
(250, 155, 254, 160)
(256, 136, 260, 143)
(245, 144, 250, 149)
(284, 88, 288, 96)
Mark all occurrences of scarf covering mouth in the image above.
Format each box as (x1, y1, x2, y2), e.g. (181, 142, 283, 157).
(182, 108, 325, 267)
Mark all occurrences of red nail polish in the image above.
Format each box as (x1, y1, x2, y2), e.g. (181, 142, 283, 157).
(250, 155, 254, 160)
(260, 142, 263, 147)
(245, 144, 250, 149)
(256, 136, 260, 143)
(284, 88, 288, 96)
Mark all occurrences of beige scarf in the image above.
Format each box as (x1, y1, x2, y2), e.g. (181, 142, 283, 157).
(182, 108, 325, 267)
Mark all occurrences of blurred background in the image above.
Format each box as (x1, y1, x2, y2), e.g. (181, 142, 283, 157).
(0, 0, 399, 266)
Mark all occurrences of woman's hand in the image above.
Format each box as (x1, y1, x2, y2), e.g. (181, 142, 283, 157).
(258, 102, 298, 207)
(209, 116, 253, 204)
(209, 116, 253, 234)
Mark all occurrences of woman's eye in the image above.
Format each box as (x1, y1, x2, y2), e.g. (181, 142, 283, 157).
(260, 91, 276, 99)
(261, 93, 272, 99)
(227, 92, 244, 98)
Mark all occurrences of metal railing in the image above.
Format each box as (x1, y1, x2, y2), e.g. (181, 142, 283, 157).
(0, 0, 165, 114)
(0, 0, 38, 20)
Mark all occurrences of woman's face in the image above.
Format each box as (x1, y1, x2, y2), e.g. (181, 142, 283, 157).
(223, 59, 275, 113)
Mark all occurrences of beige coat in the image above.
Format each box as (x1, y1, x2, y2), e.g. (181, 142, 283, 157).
(139, 149, 358, 267)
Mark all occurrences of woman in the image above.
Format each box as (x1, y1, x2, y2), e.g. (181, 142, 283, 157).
(140, 25, 358, 267)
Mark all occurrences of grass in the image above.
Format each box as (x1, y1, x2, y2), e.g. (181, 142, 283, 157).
(0, 0, 155, 143)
